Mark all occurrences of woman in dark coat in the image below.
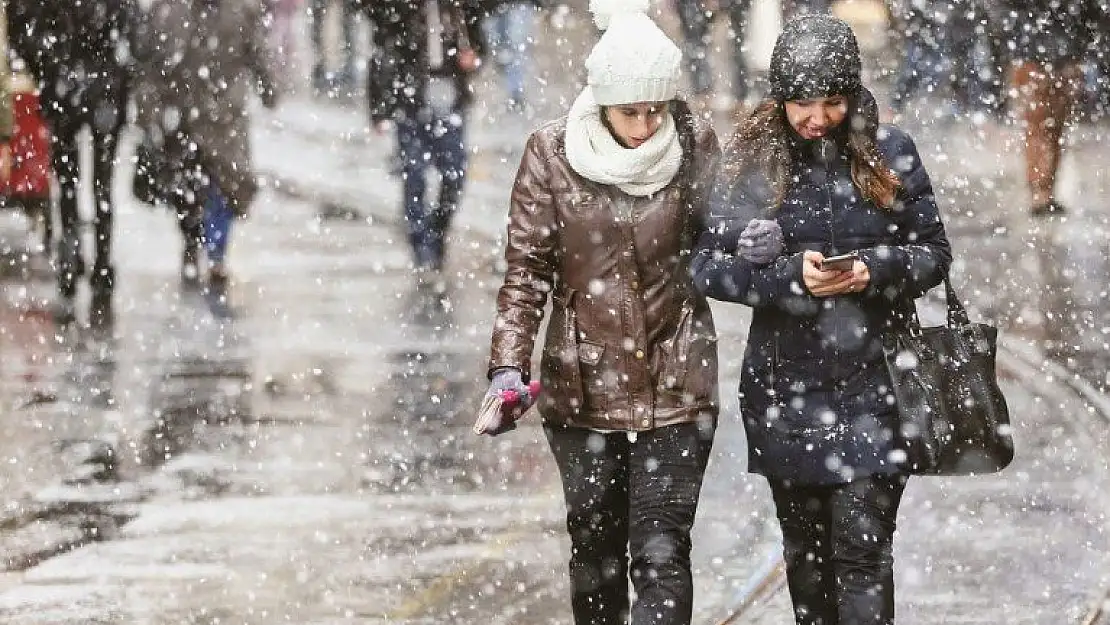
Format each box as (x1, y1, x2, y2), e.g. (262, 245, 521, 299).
(691, 15, 952, 625)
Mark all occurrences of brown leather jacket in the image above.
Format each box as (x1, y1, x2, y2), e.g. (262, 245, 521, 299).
(488, 108, 721, 431)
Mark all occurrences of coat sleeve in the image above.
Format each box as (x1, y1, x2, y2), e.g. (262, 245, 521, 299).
(690, 172, 821, 315)
(487, 131, 559, 379)
(247, 1, 278, 108)
(5, 0, 44, 82)
(366, 1, 411, 123)
(857, 127, 953, 303)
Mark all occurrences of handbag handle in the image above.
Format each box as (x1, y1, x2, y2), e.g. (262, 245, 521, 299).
(942, 275, 971, 327)
(898, 273, 971, 335)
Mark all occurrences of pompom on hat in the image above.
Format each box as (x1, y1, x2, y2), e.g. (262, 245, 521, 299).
(584, 0, 682, 106)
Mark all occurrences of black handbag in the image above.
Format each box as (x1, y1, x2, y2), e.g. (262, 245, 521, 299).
(883, 276, 1014, 475)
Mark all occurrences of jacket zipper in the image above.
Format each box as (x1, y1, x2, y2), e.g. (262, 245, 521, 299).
(819, 140, 843, 385)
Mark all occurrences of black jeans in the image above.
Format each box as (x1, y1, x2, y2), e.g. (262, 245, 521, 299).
(44, 74, 128, 294)
(545, 422, 715, 625)
(769, 474, 907, 625)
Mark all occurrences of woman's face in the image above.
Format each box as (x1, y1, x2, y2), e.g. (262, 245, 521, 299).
(783, 95, 849, 140)
(603, 102, 668, 149)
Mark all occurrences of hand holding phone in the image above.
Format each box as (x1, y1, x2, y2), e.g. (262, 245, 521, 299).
(804, 251, 870, 297)
(818, 251, 859, 272)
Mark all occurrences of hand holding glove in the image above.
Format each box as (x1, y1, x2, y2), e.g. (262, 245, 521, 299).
(475, 367, 536, 436)
(737, 219, 783, 265)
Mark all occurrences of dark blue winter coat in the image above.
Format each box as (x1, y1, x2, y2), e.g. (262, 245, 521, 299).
(691, 124, 952, 485)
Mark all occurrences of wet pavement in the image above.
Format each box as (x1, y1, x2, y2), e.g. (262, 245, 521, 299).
(0, 2, 1109, 623)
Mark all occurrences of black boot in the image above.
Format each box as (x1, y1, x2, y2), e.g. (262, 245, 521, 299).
(55, 235, 85, 297)
(53, 297, 77, 329)
(181, 243, 202, 291)
(89, 265, 115, 335)
(54, 236, 85, 327)
(1031, 200, 1067, 217)
(204, 267, 234, 319)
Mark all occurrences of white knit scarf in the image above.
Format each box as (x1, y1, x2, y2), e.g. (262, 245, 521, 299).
(564, 87, 683, 197)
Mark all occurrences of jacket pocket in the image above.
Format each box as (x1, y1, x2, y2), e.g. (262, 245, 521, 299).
(576, 340, 611, 412)
(656, 302, 717, 403)
(540, 289, 586, 414)
(554, 190, 600, 218)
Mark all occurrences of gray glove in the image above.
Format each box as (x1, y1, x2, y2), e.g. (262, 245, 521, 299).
(487, 367, 532, 406)
(477, 367, 533, 436)
(737, 219, 783, 265)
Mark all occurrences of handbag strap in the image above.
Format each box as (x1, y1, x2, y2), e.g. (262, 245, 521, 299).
(896, 273, 971, 335)
(942, 274, 971, 327)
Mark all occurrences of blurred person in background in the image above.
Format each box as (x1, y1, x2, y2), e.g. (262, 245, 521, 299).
(485, 0, 726, 622)
(994, 0, 1103, 217)
(7, 0, 136, 329)
(310, 0, 359, 95)
(133, 0, 277, 315)
(0, 0, 12, 183)
(366, 0, 484, 282)
(674, 0, 755, 117)
(888, 0, 1004, 121)
(267, 0, 304, 82)
(481, 0, 542, 113)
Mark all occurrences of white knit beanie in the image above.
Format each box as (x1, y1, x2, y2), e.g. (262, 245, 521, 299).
(585, 0, 682, 106)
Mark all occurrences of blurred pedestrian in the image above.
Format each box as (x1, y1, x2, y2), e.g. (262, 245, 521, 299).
(7, 0, 136, 329)
(993, 0, 1103, 216)
(133, 0, 277, 313)
(366, 0, 484, 278)
(485, 1, 721, 622)
(889, 0, 1003, 120)
(480, 0, 541, 112)
(674, 0, 755, 116)
(310, 0, 359, 95)
(693, 15, 952, 624)
(267, 0, 304, 79)
(0, 0, 12, 183)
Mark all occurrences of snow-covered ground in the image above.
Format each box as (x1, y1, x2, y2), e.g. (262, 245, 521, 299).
(0, 0, 1109, 622)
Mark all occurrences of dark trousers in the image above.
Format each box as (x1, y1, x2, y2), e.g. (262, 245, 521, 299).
(545, 422, 715, 625)
(675, 0, 752, 98)
(397, 114, 467, 271)
(44, 76, 128, 295)
(163, 150, 210, 263)
(769, 474, 907, 625)
(890, 1, 1002, 116)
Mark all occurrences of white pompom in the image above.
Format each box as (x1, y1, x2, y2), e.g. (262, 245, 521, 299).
(589, 0, 650, 30)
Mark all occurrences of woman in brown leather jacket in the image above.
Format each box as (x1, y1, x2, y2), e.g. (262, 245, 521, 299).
(482, 1, 780, 623)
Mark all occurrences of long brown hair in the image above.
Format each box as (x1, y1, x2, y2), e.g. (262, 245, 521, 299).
(718, 92, 901, 211)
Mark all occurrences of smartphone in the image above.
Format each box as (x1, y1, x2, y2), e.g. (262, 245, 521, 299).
(818, 251, 859, 271)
